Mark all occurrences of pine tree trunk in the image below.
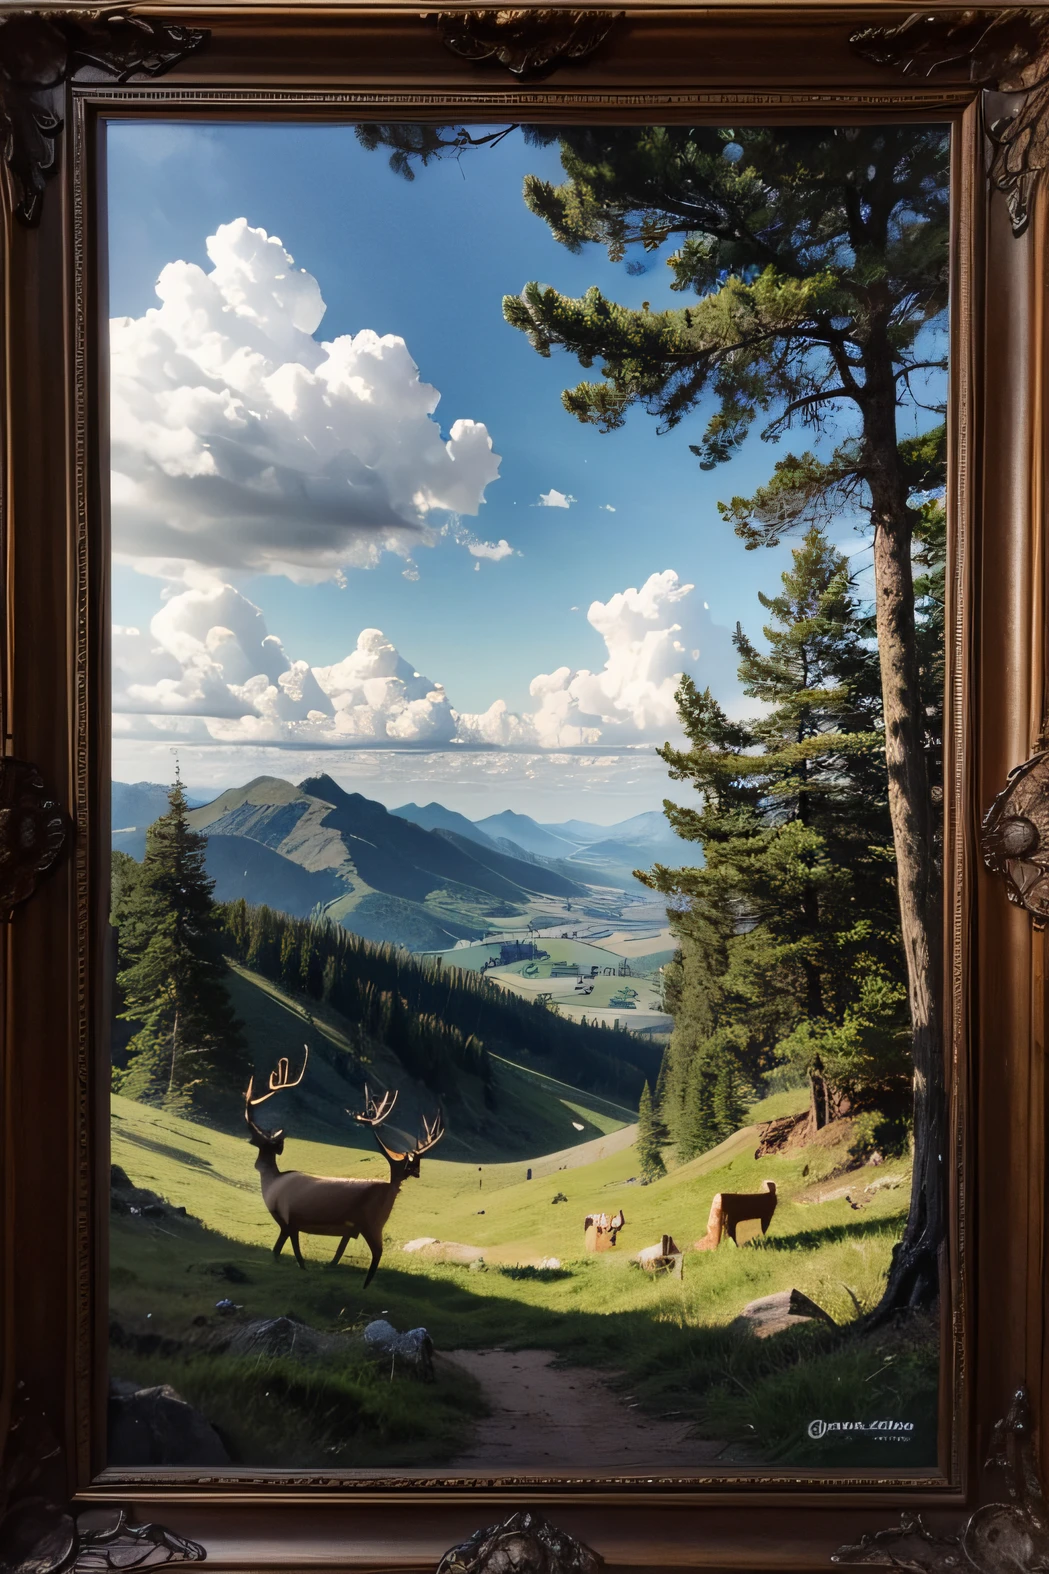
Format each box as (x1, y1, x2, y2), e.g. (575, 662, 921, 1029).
(865, 373, 946, 1320)
(167, 1007, 180, 1102)
(807, 1062, 827, 1133)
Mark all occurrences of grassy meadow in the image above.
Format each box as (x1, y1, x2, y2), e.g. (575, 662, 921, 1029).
(110, 975, 938, 1470)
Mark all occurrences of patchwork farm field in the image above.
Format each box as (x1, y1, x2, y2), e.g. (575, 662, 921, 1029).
(426, 934, 673, 1031)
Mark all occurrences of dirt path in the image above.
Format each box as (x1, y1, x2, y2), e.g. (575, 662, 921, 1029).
(444, 1348, 722, 1469)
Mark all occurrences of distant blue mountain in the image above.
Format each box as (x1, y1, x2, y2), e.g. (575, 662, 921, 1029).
(542, 810, 677, 847)
(111, 778, 676, 947)
(392, 800, 499, 850)
(112, 828, 147, 860)
(112, 780, 209, 830)
(540, 818, 605, 844)
(606, 810, 675, 842)
(474, 810, 581, 860)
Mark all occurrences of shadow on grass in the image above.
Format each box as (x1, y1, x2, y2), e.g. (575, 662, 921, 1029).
(115, 1127, 225, 1173)
(493, 1265, 573, 1283)
(109, 1203, 937, 1473)
(746, 1214, 907, 1254)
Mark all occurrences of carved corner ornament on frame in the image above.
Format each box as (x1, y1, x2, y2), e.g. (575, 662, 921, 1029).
(981, 752, 1049, 925)
(0, 8, 208, 225)
(850, 8, 1049, 236)
(834, 1387, 1049, 1574)
(426, 9, 623, 79)
(0, 757, 70, 920)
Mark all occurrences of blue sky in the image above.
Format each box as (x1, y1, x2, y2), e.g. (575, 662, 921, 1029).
(107, 121, 940, 820)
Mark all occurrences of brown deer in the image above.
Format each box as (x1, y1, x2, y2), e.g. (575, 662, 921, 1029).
(583, 1208, 625, 1252)
(693, 1180, 777, 1251)
(244, 1048, 445, 1286)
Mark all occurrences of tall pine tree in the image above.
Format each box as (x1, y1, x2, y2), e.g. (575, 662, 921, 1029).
(115, 771, 247, 1110)
(359, 118, 949, 1310)
(644, 528, 908, 1157)
(636, 1080, 667, 1182)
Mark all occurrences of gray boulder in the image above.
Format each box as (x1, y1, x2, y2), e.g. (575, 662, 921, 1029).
(107, 1380, 229, 1466)
(221, 1315, 340, 1361)
(736, 1288, 837, 1339)
(364, 1318, 435, 1381)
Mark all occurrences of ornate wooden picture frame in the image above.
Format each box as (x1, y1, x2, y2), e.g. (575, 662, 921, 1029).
(1, 1, 1048, 1568)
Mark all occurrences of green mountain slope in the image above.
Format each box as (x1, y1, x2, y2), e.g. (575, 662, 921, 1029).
(393, 801, 500, 850)
(204, 834, 346, 918)
(184, 775, 601, 950)
(433, 828, 587, 899)
(219, 961, 626, 1162)
(223, 903, 661, 1101)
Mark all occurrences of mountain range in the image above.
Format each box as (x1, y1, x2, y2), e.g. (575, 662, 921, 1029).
(189, 775, 596, 949)
(394, 803, 684, 888)
(112, 778, 685, 950)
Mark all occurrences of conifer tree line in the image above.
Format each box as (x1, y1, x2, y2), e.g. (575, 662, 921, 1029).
(224, 900, 492, 1100)
(635, 1080, 667, 1183)
(221, 898, 654, 1103)
(644, 511, 943, 1163)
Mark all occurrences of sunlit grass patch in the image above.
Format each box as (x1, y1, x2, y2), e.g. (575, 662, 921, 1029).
(109, 1053, 933, 1470)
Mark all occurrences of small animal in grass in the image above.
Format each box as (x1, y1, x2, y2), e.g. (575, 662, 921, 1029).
(244, 1046, 444, 1287)
(694, 1181, 777, 1250)
(583, 1209, 625, 1250)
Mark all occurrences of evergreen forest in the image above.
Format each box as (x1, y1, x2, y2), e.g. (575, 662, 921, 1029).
(112, 806, 661, 1117)
(646, 512, 943, 1167)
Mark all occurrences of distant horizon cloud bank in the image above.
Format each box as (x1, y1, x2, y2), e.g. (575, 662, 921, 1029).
(109, 742, 677, 824)
(113, 567, 743, 753)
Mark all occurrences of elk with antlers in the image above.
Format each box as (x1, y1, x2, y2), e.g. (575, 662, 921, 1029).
(244, 1047, 445, 1286)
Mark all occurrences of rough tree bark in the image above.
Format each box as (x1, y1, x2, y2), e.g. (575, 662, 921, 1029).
(864, 357, 946, 1320)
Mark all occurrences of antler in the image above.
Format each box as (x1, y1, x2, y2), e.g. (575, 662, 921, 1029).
(350, 1088, 444, 1162)
(245, 1044, 309, 1111)
(414, 1110, 445, 1156)
(353, 1083, 399, 1127)
(351, 1084, 403, 1162)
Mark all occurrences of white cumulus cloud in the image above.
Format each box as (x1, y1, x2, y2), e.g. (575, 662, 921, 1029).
(314, 631, 456, 744)
(538, 489, 575, 509)
(113, 583, 453, 747)
(457, 570, 741, 747)
(112, 570, 741, 752)
(517, 570, 740, 747)
(467, 538, 515, 561)
(443, 518, 518, 563)
(111, 218, 502, 584)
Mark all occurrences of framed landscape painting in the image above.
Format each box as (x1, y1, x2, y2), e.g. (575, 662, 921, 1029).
(104, 110, 949, 1478)
(3, 3, 1049, 1571)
